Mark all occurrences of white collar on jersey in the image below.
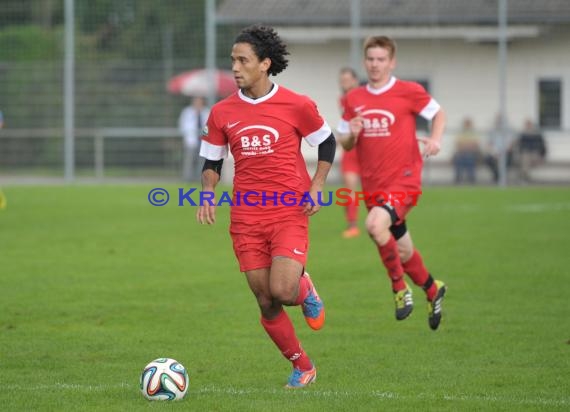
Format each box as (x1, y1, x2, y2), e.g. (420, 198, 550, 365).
(238, 83, 279, 105)
(366, 76, 396, 95)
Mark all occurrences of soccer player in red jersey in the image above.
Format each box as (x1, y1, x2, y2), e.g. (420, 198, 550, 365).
(338, 67, 361, 238)
(196, 25, 336, 387)
(337, 36, 447, 330)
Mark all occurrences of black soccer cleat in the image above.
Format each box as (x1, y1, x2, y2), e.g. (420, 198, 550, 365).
(428, 280, 446, 330)
(394, 284, 413, 320)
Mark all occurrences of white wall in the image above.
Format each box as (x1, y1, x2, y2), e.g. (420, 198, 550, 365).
(272, 28, 570, 162)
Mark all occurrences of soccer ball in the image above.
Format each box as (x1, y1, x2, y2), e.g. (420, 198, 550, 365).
(140, 358, 189, 401)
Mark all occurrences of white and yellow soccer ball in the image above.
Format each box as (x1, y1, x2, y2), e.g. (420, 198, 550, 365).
(140, 358, 189, 401)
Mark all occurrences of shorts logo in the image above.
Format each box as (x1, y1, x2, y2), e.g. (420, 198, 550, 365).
(293, 248, 305, 255)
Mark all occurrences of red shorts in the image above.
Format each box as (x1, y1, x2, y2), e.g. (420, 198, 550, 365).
(229, 216, 309, 272)
(341, 149, 360, 174)
(364, 184, 422, 225)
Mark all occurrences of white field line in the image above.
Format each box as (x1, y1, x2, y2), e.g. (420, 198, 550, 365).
(4, 382, 569, 407)
(434, 202, 570, 213)
(507, 202, 570, 213)
(198, 385, 569, 407)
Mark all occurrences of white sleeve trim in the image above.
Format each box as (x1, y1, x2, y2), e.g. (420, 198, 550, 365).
(419, 98, 441, 120)
(337, 119, 350, 134)
(304, 121, 332, 147)
(199, 140, 228, 160)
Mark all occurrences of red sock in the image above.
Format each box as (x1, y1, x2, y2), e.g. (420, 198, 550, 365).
(346, 201, 358, 226)
(403, 249, 437, 300)
(294, 274, 310, 306)
(377, 236, 406, 291)
(261, 310, 313, 371)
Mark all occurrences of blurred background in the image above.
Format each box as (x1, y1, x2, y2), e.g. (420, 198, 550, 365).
(0, 0, 569, 185)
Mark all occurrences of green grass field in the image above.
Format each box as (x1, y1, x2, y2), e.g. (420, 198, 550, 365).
(1, 184, 569, 411)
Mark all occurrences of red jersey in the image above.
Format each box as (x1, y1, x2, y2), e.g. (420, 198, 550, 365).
(338, 77, 440, 192)
(338, 94, 360, 174)
(200, 84, 331, 222)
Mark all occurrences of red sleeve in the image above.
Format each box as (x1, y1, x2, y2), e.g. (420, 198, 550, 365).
(297, 96, 327, 138)
(203, 106, 227, 147)
(338, 95, 347, 114)
(199, 105, 228, 160)
(408, 82, 433, 115)
(341, 92, 355, 121)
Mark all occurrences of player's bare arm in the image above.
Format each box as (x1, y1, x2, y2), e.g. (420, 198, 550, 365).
(418, 109, 446, 158)
(305, 160, 332, 216)
(338, 113, 364, 151)
(197, 161, 222, 225)
(305, 133, 336, 216)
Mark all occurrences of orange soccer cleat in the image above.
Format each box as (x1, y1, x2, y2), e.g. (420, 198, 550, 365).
(301, 272, 325, 331)
(342, 226, 360, 238)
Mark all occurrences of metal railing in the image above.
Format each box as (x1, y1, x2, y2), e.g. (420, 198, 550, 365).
(1, 127, 569, 184)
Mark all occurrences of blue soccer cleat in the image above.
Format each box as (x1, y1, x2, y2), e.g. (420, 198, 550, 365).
(285, 365, 317, 389)
(301, 272, 325, 330)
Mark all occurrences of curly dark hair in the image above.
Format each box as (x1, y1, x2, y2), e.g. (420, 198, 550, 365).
(234, 25, 289, 76)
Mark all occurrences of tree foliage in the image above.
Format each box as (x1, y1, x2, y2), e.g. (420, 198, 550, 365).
(0, 0, 208, 61)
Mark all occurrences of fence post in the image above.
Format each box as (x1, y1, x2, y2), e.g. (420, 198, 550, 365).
(95, 131, 104, 179)
(64, 0, 75, 182)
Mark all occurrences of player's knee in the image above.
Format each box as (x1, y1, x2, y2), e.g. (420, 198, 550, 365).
(254, 293, 274, 313)
(399, 247, 413, 262)
(370, 229, 392, 246)
(269, 282, 296, 304)
(365, 213, 391, 240)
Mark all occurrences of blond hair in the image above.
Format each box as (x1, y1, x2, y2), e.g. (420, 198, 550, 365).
(363, 36, 396, 59)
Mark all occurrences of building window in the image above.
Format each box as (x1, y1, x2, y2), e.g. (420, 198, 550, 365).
(538, 79, 562, 129)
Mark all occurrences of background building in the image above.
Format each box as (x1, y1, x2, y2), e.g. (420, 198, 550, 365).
(218, 0, 570, 172)
(0, 0, 568, 183)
